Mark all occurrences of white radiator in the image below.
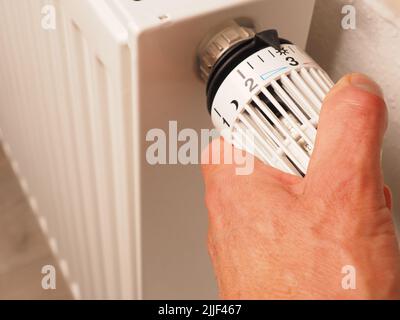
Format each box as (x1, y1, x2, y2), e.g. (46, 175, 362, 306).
(0, 0, 315, 299)
(0, 0, 138, 299)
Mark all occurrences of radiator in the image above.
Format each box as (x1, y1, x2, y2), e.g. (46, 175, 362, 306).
(0, 0, 315, 299)
(0, 0, 138, 299)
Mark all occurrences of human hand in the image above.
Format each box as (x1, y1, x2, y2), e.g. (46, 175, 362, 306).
(201, 73, 400, 299)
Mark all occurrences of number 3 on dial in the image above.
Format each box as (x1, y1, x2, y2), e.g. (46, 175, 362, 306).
(286, 56, 299, 66)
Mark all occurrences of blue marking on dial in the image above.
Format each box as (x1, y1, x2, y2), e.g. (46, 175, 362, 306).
(260, 66, 288, 80)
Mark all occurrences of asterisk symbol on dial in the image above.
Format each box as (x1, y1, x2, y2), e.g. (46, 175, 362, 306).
(276, 48, 289, 56)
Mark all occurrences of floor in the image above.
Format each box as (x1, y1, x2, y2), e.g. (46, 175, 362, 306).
(0, 146, 72, 299)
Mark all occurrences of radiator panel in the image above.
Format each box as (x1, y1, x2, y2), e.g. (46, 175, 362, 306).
(0, 0, 139, 299)
(0, 0, 315, 299)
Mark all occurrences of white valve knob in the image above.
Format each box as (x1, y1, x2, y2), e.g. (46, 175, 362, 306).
(199, 21, 334, 176)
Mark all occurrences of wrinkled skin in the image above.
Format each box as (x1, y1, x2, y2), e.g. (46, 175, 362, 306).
(202, 73, 400, 299)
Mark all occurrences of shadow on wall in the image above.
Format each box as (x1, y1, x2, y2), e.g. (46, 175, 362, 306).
(307, 0, 344, 76)
(307, 0, 400, 233)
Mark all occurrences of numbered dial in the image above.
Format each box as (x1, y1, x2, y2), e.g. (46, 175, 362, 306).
(212, 45, 310, 128)
(199, 23, 335, 176)
(211, 43, 334, 176)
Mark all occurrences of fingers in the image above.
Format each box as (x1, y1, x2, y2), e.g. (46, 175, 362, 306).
(306, 73, 388, 192)
(201, 137, 302, 185)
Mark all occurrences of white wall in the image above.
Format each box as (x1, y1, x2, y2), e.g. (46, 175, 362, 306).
(307, 0, 400, 233)
(134, 0, 315, 299)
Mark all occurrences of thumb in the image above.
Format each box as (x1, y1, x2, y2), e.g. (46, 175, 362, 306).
(307, 73, 388, 194)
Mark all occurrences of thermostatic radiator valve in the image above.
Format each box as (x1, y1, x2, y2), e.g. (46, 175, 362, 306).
(198, 21, 334, 176)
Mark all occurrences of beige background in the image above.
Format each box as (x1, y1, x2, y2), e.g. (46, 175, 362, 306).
(307, 0, 400, 234)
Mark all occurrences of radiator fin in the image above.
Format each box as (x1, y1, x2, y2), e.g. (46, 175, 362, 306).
(0, 0, 139, 299)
